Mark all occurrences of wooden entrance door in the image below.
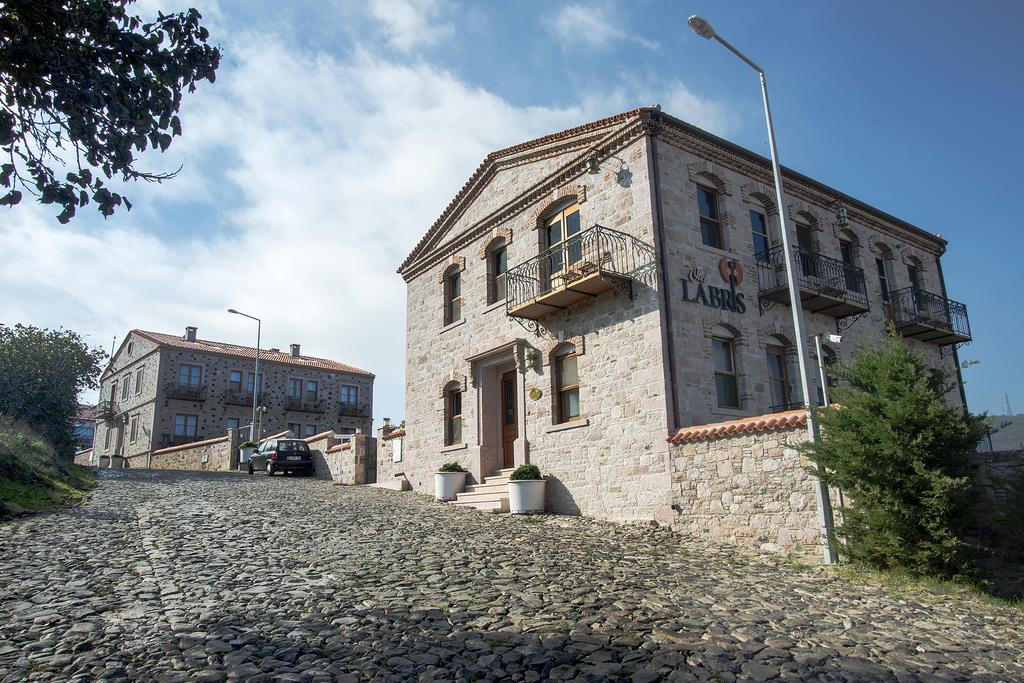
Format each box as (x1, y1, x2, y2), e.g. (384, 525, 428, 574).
(500, 370, 517, 469)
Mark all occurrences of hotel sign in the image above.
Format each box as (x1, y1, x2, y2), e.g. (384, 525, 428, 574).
(681, 258, 747, 314)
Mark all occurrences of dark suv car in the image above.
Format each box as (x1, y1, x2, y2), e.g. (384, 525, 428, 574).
(248, 439, 314, 476)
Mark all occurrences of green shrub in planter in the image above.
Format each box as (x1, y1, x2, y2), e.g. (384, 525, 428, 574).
(509, 464, 542, 480)
(438, 462, 466, 473)
(239, 440, 258, 449)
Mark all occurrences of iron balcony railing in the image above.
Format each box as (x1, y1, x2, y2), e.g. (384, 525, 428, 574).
(757, 246, 869, 309)
(96, 400, 115, 420)
(887, 287, 971, 340)
(505, 224, 656, 312)
(224, 389, 264, 406)
(338, 403, 367, 417)
(286, 397, 325, 413)
(165, 382, 207, 401)
(160, 433, 199, 448)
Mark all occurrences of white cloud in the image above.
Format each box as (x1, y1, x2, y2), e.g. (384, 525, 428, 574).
(367, 0, 453, 52)
(544, 3, 658, 51)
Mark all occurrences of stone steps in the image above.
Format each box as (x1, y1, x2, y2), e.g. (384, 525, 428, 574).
(452, 468, 514, 513)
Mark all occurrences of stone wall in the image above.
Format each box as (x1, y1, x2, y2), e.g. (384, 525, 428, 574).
(304, 431, 376, 485)
(73, 449, 94, 467)
(668, 411, 824, 558)
(149, 429, 239, 471)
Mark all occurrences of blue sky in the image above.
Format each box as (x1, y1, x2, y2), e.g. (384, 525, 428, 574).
(2, 0, 1021, 422)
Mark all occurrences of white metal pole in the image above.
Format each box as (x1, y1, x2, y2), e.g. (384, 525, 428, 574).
(709, 28, 838, 564)
(815, 334, 831, 407)
(252, 319, 260, 442)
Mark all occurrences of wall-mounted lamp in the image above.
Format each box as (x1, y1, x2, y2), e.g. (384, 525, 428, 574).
(587, 154, 601, 175)
(586, 151, 631, 187)
(834, 202, 849, 228)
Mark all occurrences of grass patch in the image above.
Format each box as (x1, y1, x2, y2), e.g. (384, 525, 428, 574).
(830, 562, 1023, 610)
(518, 515, 545, 524)
(0, 418, 96, 516)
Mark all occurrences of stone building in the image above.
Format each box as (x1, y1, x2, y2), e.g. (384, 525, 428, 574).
(94, 327, 374, 467)
(384, 107, 971, 529)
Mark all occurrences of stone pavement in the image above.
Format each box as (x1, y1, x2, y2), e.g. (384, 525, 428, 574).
(0, 470, 1021, 682)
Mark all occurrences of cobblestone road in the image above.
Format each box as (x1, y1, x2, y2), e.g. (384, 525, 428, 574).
(1, 470, 1021, 682)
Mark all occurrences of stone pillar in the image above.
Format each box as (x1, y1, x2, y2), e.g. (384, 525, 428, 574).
(227, 427, 239, 470)
(351, 434, 378, 485)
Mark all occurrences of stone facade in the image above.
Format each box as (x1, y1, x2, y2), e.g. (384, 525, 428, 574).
(93, 328, 374, 468)
(304, 431, 376, 484)
(73, 449, 94, 467)
(394, 107, 972, 535)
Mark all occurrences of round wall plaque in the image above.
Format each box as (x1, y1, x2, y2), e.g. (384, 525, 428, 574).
(528, 388, 543, 401)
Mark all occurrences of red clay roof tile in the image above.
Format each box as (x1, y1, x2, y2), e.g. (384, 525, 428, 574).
(668, 409, 808, 444)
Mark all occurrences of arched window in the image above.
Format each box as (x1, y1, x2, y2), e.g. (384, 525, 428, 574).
(837, 231, 862, 293)
(875, 245, 893, 303)
(553, 343, 580, 423)
(444, 383, 462, 445)
(749, 201, 771, 261)
(486, 239, 508, 305)
(765, 337, 792, 412)
(906, 256, 925, 291)
(543, 201, 581, 276)
(697, 185, 723, 249)
(712, 327, 740, 409)
(794, 217, 816, 277)
(443, 266, 462, 325)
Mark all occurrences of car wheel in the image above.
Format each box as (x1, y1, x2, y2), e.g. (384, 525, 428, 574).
(247, 461, 254, 475)
(266, 460, 274, 476)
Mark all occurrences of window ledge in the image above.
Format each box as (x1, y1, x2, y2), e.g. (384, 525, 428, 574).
(545, 418, 590, 434)
(440, 318, 466, 334)
(696, 243, 739, 260)
(440, 443, 468, 453)
(483, 300, 506, 315)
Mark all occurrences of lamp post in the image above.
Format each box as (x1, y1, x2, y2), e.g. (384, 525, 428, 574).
(688, 15, 837, 564)
(228, 308, 261, 444)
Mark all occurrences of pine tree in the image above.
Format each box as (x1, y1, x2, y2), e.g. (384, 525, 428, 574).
(803, 327, 987, 579)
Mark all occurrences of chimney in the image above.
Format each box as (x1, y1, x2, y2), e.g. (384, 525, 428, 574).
(185, 326, 197, 342)
(290, 343, 301, 357)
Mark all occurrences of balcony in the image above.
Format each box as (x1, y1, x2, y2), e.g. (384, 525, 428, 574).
(886, 287, 971, 346)
(165, 382, 207, 401)
(757, 246, 869, 318)
(224, 390, 263, 406)
(338, 403, 368, 418)
(286, 397, 325, 413)
(159, 433, 199, 448)
(506, 224, 656, 320)
(96, 400, 115, 420)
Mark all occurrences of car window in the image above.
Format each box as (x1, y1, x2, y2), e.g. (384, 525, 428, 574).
(261, 441, 275, 453)
(278, 440, 309, 453)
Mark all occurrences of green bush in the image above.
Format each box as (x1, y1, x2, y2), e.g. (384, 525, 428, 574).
(0, 417, 96, 515)
(438, 462, 466, 473)
(239, 440, 258, 449)
(802, 327, 987, 580)
(509, 464, 542, 481)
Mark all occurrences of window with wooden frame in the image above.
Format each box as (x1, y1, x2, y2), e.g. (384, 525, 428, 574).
(174, 414, 198, 437)
(288, 378, 302, 399)
(121, 377, 130, 400)
(104, 428, 111, 451)
(697, 185, 722, 249)
(487, 242, 508, 305)
(179, 364, 202, 386)
(129, 415, 139, 443)
(876, 257, 891, 302)
(544, 202, 582, 277)
(908, 264, 924, 291)
(444, 385, 462, 446)
(304, 424, 316, 437)
(795, 221, 816, 277)
(110, 381, 118, 403)
(228, 370, 242, 393)
(765, 345, 791, 411)
(135, 367, 144, 395)
(305, 380, 318, 402)
(444, 268, 462, 325)
(750, 209, 770, 261)
(839, 239, 861, 293)
(713, 335, 740, 409)
(246, 372, 262, 395)
(340, 384, 358, 405)
(554, 345, 581, 423)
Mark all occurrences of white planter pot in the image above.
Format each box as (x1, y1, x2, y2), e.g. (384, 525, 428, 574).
(434, 472, 467, 501)
(508, 479, 546, 514)
(240, 447, 256, 464)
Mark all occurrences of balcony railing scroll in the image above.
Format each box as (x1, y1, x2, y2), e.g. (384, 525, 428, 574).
(756, 246, 869, 312)
(225, 390, 264, 406)
(96, 400, 115, 420)
(505, 224, 656, 313)
(338, 403, 368, 417)
(887, 287, 971, 342)
(165, 382, 207, 401)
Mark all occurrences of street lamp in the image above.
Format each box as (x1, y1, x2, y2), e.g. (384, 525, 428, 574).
(688, 15, 837, 564)
(228, 308, 261, 443)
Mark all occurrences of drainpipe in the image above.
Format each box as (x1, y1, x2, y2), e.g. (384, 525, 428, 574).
(934, 247, 968, 410)
(645, 116, 680, 432)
